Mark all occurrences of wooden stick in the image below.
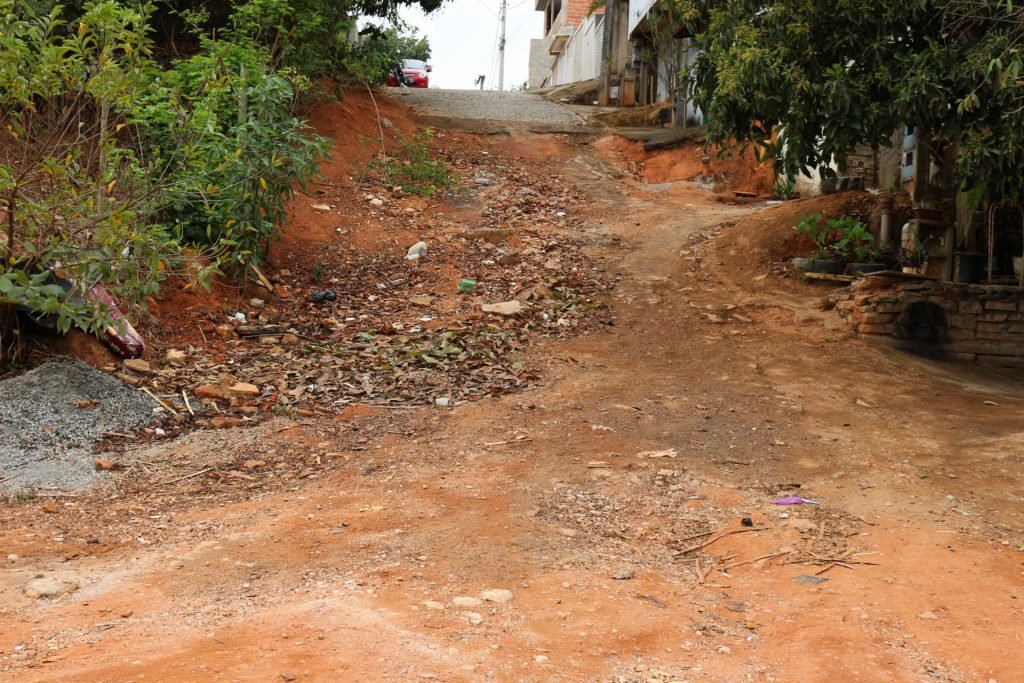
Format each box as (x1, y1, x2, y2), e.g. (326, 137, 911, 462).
(483, 438, 533, 446)
(159, 468, 211, 486)
(141, 387, 179, 416)
(103, 431, 135, 439)
(675, 529, 717, 544)
(673, 527, 766, 557)
(719, 550, 788, 572)
(182, 390, 194, 416)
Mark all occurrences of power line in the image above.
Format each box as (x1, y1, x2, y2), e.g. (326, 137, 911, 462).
(471, 0, 499, 18)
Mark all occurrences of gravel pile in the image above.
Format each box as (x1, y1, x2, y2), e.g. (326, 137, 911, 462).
(0, 358, 155, 491)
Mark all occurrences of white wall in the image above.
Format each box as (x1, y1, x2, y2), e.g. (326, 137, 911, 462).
(628, 0, 657, 35)
(550, 15, 604, 85)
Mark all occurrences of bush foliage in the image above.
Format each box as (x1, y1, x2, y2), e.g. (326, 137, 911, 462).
(0, 0, 435, 361)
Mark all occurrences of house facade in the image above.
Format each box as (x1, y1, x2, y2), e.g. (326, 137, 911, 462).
(533, 0, 605, 88)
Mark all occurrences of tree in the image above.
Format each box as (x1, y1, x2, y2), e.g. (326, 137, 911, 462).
(343, 25, 431, 84)
(679, 0, 1024, 212)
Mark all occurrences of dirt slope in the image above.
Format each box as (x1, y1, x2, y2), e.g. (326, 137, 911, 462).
(1, 90, 1023, 683)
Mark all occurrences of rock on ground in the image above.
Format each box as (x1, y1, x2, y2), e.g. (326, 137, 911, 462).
(23, 578, 78, 599)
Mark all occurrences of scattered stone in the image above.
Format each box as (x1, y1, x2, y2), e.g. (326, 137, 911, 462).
(280, 673, 297, 682)
(481, 301, 524, 316)
(165, 349, 187, 366)
(434, 397, 450, 407)
(380, 117, 393, 129)
(242, 459, 266, 470)
(534, 655, 549, 663)
(793, 575, 829, 585)
(466, 612, 484, 625)
(228, 382, 260, 398)
(280, 334, 301, 346)
(423, 600, 445, 610)
(611, 569, 635, 580)
(406, 241, 428, 260)
(195, 384, 226, 400)
(310, 290, 337, 304)
(24, 578, 78, 599)
(787, 518, 818, 532)
(94, 458, 116, 471)
(123, 359, 151, 374)
(249, 298, 265, 309)
(215, 324, 236, 339)
(409, 294, 434, 307)
(311, 204, 331, 212)
(211, 416, 245, 429)
(452, 596, 483, 608)
(918, 610, 939, 620)
(474, 176, 493, 186)
(481, 588, 514, 604)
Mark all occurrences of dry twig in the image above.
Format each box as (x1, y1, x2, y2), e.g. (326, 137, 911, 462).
(673, 527, 766, 557)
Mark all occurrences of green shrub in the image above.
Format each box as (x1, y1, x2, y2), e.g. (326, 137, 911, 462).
(132, 38, 328, 271)
(367, 129, 456, 197)
(0, 0, 189, 359)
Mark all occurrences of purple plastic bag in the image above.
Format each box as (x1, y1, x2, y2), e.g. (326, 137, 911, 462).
(773, 496, 820, 505)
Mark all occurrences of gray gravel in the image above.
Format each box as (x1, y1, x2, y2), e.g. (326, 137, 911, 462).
(0, 358, 155, 491)
(389, 88, 586, 126)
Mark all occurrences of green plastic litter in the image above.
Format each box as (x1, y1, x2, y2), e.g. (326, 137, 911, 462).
(457, 278, 477, 293)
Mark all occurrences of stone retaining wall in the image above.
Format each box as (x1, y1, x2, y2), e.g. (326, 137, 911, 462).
(831, 278, 1024, 365)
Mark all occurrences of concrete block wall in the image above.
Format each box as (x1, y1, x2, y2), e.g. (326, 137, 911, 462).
(831, 278, 1024, 365)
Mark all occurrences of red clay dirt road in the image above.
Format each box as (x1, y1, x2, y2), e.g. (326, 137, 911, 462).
(2, 92, 1024, 682)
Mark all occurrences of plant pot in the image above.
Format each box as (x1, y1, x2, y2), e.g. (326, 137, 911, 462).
(809, 259, 844, 274)
(1014, 256, 1023, 279)
(793, 257, 815, 272)
(846, 263, 887, 276)
(913, 207, 943, 222)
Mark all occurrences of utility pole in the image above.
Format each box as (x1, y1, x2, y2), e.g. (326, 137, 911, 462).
(498, 0, 507, 91)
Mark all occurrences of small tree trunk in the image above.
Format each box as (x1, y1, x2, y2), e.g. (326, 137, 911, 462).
(1019, 206, 1024, 288)
(0, 302, 19, 365)
(96, 98, 110, 219)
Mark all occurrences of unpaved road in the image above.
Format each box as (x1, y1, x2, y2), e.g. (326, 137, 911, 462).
(2, 90, 1024, 682)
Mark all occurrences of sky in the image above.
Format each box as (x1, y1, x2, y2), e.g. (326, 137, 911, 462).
(369, 0, 543, 90)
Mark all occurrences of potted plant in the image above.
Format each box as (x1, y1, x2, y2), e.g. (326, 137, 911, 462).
(773, 174, 798, 200)
(832, 217, 886, 274)
(793, 213, 843, 274)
